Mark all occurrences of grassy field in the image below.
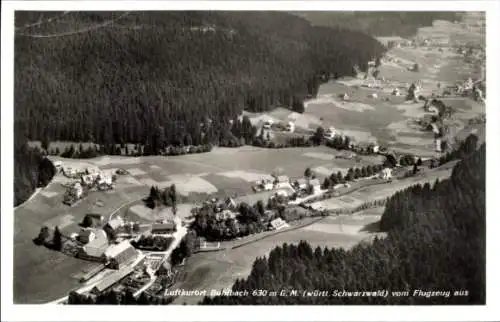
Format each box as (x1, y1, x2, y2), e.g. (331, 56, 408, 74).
(171, 207, 385, 305)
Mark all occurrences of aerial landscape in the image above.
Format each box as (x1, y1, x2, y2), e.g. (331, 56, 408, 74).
(12, 11, 485, 306)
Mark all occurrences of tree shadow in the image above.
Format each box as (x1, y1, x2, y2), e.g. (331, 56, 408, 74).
(359, 220, 381, 233)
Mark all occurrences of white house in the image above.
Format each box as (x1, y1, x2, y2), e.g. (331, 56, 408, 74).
(269, 218, 287, 231)
(53, 161, 63, 169)
(263, 120, 274, 129)
(435, 138, 442, 152)
(308, 178, 321, 194)
(71, 182, 83, 199)
(324, 127, 336, 139)
(286, 122, 295, 133)
(379, 168, 393, 181)
(370, 93, 378, 99)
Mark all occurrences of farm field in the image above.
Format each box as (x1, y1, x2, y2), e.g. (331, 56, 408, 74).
(171, 207, 386, 305)
(241, 16, 485, 156)
(14, 145, 387, 303)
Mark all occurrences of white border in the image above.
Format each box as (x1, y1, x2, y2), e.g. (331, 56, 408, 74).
(2, 1, 499, 321)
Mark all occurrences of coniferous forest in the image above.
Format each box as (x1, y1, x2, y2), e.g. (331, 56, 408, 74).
(14, 11, 388, 205)
(14, 139, 56, 206)
(201, 144, 486, 305)
(15, 11, 385, 147)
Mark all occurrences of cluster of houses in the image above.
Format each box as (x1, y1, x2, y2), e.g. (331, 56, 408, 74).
(262, 119, 295, 133)
(62, 165, 115, 206)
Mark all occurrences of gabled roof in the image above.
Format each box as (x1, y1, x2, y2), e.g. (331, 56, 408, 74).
(106, 216, 124, 230)
(104, 240, 134, 259)
(92, 266, 134, 293)
(309, 179, 321, 186)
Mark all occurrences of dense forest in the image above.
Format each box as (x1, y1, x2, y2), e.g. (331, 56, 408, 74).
(15, 11, 385, 151)
(294, 12, 463, 37)
(14, 138, 56, 207)
(201, 144, 486, 305)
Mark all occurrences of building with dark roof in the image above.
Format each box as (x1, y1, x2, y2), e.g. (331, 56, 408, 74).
(90, 266, 135, 294)
(151, 222, 176, 235)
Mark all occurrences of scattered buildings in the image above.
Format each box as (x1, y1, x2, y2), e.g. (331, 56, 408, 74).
(104, 240, 139, 269)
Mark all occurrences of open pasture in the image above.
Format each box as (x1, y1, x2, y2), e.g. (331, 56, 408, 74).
(173, 210, 383, 305)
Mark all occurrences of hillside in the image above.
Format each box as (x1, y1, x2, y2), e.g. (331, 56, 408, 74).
(15, 11, 385, 147)
(201, 144, 486, 305)
(293, 12, 464, 37)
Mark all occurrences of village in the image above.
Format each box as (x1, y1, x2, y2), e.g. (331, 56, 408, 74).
(12, 12, 486, 306)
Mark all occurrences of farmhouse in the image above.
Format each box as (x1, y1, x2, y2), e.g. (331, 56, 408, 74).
(151, 222, 177, 235)
(269, 218, 287, 231)
(379, 168, 393, 181)
(104, 216, 125, 236)
(294, 178, 308, 190)
(90, 266, 135, 294)
(286, 122, 295, 133)
(77, 231, 108, 262)
(308, 178, 321, 194)
(104, 240, 139, 269)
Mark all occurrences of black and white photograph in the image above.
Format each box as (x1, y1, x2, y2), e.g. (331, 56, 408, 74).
(1, 1, 499, 321)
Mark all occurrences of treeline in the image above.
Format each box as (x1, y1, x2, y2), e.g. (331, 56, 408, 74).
(14, 141, 56, 206)
(294, 12, 463, 37)
(201, 144, 485, 304)
(192, 201, 272, 241)
(439, 133, 479, 165)
(15, 11, 386, 153)
(321, 164, 385, 189)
